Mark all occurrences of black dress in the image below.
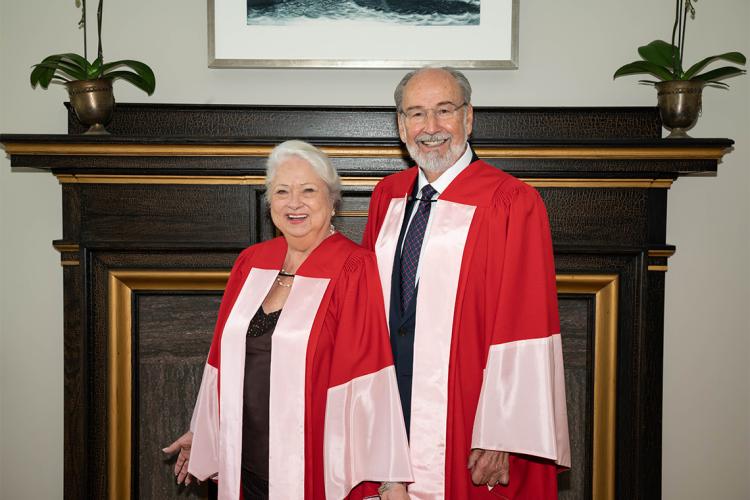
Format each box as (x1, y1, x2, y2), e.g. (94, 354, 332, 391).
(241, 306, 281, 500)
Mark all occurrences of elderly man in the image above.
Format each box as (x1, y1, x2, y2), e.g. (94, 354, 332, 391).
(362, 67, 570, 499)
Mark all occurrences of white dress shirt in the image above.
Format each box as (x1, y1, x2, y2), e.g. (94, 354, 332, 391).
(400, 144, 473, 285)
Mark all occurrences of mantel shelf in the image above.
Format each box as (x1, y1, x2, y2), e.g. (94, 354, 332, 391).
(0, 135, 733, 157)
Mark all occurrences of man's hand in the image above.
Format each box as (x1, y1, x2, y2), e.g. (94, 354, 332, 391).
(162, 431, 196, 485)
(467, 448, 509, 487)
(379, 482, 411, 500)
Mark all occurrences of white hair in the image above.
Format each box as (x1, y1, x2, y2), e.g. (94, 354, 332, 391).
(394, 66, 472, 111)
(265, 140, 342, 208)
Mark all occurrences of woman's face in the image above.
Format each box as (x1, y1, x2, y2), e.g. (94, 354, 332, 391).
(269, 156, 333, 247)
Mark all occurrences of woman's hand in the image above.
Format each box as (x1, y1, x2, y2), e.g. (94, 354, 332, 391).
(162, 431, 195, 485)
(379, 482, 410, 500)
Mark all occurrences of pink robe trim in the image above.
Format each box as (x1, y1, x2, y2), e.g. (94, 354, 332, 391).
(189, 364, 220, 481)
(375, 198, 476, 500)
(410, 200, 475, 500)
(373, 196, 408, 321)
(218, 268, 278, 500)
(471, 334, 571, 468)
(323, 365, 414, 499)
(269, 276, 330, 499)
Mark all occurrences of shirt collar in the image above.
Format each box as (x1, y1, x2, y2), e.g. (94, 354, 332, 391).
(417, 144, 472, 197)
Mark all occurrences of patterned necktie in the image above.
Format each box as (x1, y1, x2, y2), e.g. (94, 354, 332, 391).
(400, 184, 437, 312)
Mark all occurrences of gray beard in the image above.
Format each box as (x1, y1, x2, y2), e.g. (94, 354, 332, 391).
(405, 135, 467, 174)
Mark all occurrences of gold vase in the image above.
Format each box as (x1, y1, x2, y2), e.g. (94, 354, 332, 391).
(66, 79, 115, 135)
(655, 80, 705, 139)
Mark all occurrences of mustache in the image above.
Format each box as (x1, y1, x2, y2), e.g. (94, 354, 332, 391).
(415, 133, 451, 143)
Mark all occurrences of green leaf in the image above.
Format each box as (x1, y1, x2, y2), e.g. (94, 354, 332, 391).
(30, 63, 53, 88)
(30, 53, 95, 89)
(691, 66, 746, 82)
(103, 70, 155, 95)
(705, 81, 730, 89)
(55, 52, 90, 69)
(638, 40, 679, 69)
(42, 56, 89, 79)
(87, 56, 103, 79)
(613, 61, 675, 81)
(31, 55, 68, 87)
(684, 52, 747, 79)
(56, 60, 89, 80)
(102, 59, 155, 94)
(33, 62, 87, 82)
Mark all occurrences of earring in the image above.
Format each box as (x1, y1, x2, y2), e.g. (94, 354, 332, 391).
(329, 223, 336, 235)
(331, 209, 336, 217)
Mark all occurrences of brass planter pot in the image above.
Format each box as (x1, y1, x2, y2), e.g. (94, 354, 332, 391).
(656, 80, 705, 139)
(66, 79, 115, 135)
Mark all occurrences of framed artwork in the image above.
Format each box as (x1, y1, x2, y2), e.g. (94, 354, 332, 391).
(208, 0, 518, 69)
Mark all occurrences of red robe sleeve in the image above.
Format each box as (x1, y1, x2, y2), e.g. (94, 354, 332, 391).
(323, 250, 413, 499)
(492, 185, 560, 343)
(471, 185, 571, 474)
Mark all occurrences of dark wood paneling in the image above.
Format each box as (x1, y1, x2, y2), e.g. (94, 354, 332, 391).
(61, 104, 662, 140)
(63, 259, 86, 500)
(556, 253, 643, 500)
(639, 267, 666, 496)
(136, 293, 220, 499)
(541, 188, 649, 247)
(80, 185, 257, 246)
(558, 297, 594, 500)
(62, 184, 82, 242)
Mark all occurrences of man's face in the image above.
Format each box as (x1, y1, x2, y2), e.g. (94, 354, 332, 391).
(397, 69, 473, 174)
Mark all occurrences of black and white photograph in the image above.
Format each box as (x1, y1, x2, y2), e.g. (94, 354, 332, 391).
(247, 0, 481, 26)
(211, 0, 515, 68)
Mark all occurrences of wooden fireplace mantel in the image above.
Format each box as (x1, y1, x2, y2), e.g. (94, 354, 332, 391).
(1, 104, 732, 500)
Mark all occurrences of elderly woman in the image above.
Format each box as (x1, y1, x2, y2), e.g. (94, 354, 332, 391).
(164, 141, 412, 499)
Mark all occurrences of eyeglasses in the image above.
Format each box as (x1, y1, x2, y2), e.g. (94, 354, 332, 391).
(400, 102, 467, 124)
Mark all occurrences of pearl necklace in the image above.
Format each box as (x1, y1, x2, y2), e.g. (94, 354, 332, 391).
(276, 269, 295, 288)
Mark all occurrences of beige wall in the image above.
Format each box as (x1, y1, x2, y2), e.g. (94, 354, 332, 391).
(1, 0, 748, 498)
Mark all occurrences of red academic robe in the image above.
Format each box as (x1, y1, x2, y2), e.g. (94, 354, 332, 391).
(188, 233, 413, 499)
(362, 159, 570, 499)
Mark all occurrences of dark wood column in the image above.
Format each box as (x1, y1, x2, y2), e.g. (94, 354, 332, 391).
(1, 105, 732, 500)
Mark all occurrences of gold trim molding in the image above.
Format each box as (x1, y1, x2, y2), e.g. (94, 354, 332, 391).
(59, 174, 267, 185)
(57, 173, 673, 189)
(557, 273, 619, 500)
(53, 243, 80, 266)
(648, 265, 669, 272)
(647, 249, 675, 272)
(648, 249, 676, 258)
(336, 210, 369, 218)
(53, 243, 80, 253)
(4, 142, 729, 160)
(107, 270, 229, 500)
(108, 269, 618, 500)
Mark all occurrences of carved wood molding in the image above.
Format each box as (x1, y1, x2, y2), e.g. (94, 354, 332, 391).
(558, 274, 619, 500)
(55, 173, 675, 189)
(2, 141, 731, 161)
(107, 270, 229, 500)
